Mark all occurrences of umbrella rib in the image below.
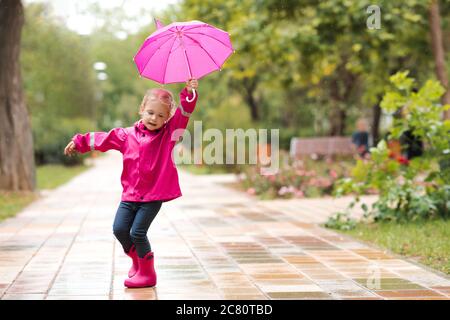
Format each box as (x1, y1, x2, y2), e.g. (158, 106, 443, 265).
(183, 33, 221, 69)
(140, 35, 176, 76)
(183, 31, 232, 50)
(184, 51, 193, 80)
(178, 36, 194, 80)
(180, 24, 208, 32)
(162, 35, 180, 83)
(144, 32, 173, 44)
(137, 32, 175, 58)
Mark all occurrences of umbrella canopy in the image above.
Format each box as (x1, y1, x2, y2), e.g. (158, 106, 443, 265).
(133, 20, 234, 85)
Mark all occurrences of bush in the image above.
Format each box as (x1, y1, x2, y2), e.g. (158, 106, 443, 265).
(238, 151, 355, 199)
(327, 71, 450, 228)
(33, 115, 95, 165)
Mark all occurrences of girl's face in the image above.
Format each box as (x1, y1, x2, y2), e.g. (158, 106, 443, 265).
(140, 101, 170, 131)
(357, 119, 368, 131)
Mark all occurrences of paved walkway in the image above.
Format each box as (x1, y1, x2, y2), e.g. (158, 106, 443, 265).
(1, 152, 449, 300)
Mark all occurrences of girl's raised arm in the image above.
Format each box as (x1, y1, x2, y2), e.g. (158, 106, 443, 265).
(168, 87, 198, 136)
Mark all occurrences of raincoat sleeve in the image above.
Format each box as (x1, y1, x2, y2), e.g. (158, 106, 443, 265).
(168, 88, 198, 139)
(72, 128, 128, 154)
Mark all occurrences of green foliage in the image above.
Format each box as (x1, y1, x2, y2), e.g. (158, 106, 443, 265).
(328, 72, 450, 226)
(32, 115, 94, 165)
(21, 3, 97, 119)
(21, 1, 450, 168)
(324, 211, 357, 231)
(174, 0, 447, 140)
(21, 3, 98, 166)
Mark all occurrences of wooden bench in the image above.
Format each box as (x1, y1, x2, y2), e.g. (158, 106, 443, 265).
(289, 136, 355, 158)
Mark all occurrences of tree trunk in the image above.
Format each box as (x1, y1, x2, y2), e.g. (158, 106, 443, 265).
(371, 100, 382, 146)
(429, 0, 450, 119)
(244, 90, 260, 121)
(329, 106, 346, 136)
(328, 59, 358, 136)
(0, 0, 35, 191)
(242, 77, 260, 121)
(329, 78, 347, 136)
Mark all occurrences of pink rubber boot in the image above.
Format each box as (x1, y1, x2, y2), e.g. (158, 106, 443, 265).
(125, 245, 139, 278)
(124, 251, 157, 288)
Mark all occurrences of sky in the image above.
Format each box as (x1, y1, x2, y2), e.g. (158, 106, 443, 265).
(23, 0, 180, 35)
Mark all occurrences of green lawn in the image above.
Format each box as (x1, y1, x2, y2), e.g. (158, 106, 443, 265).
(0, 164, 89, 223)
(36, 164, 89, 190)
(333, 219, 450, 275)
(0, 191, 38, 222)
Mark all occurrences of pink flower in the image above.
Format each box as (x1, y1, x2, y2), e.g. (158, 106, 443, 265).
(329, 170, 338, 179)
(308, 177, 332, 188)
(294, 190, 304, 198)
(247, 188, 256, 195)
(278, 185, 296, 196)
(278, 187, 287, 196)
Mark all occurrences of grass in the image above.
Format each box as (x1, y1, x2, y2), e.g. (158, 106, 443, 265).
(0, 191, 38, 222)
(0, 163, 89, 223)
(334, 219, 450, 275)
(36, 164, 89, 190)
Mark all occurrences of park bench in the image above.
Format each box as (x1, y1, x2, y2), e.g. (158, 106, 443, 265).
(289, 136, 355, 158)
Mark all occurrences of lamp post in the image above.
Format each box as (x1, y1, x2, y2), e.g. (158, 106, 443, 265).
(93, 61, 107, 126)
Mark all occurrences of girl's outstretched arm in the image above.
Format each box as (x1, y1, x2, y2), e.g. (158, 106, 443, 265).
(70, 128, 128, 154)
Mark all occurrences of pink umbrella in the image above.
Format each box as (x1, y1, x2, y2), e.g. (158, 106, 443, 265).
(133, 19, 234, 102)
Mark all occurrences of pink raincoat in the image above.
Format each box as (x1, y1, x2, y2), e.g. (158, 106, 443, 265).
(72, 88, 198, 202)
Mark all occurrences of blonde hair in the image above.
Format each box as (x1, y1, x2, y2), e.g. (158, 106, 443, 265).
(140, 88, 176, 117)
(356, 118, 369, 131)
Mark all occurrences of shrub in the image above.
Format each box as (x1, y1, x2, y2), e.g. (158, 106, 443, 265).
(327, 71, 450, 228)
(33, 115, 95, 165)
(239, 151, 355, 199)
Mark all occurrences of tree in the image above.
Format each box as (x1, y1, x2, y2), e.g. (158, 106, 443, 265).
(429, 0, 450, 119)
(178, 0, 279, 122)
(0, 0, 35, 191)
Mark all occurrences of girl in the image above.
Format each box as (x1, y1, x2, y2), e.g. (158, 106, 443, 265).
(64, 79, 199, 288)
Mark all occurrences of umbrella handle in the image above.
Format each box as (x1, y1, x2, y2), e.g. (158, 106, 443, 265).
(186, 88, 196, 103)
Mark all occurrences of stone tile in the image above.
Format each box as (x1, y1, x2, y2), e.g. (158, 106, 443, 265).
(219, 287, 263, 295)
(267, 291, 332, 299)
(2, 294, 46, 300)
(384, 297, 450, 300)
(376, 290, 446, 298)
(46, 295, 110, 300)
(222, 294, 268, 300)
(250, 273, 303, 280)
(259, 284, 324, 293)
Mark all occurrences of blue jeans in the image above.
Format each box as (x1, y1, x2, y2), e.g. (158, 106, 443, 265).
(112, 201, 162, 258)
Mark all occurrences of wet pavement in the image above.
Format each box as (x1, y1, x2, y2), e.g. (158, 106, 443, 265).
(1, 152, 449, 300)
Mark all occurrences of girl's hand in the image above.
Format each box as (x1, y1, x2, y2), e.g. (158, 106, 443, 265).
(186, 78, 198, 93)
(64, 141, 77, 156)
